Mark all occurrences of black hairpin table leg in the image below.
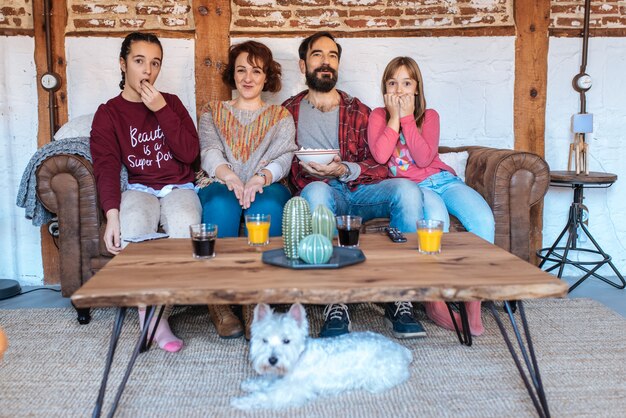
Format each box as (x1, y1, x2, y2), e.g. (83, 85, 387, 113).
(486, 301, 550, 418)
(446, 302, 472, 346)
(104, 305, 157, 418)
(93, 307, 127, 418)
(142, 305, 165, 352)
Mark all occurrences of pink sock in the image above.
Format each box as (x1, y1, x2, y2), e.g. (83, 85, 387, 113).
(424, 301, 462, 332)
(138, 308, 183, 353)
(465, 301, 485, 336)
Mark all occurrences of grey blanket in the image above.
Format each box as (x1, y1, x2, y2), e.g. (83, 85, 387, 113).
(16, 136, 127, 227)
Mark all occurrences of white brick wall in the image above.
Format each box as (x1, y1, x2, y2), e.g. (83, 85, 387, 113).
(240, 36, 515, 149)
(66, 38, 196, 121)
(0, 36, 43, 285)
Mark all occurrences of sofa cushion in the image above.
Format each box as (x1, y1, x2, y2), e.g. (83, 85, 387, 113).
(54, 114, 94, 141)
(439, 151, 469, 182)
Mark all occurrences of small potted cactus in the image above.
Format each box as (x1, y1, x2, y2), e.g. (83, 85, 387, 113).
(311, 204, 336, 242)
(298, 234, 333, 264)
(282, 197, 312, 259)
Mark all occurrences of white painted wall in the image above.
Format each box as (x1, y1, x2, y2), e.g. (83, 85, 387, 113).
(65, 37, 196, 120)
(544, 37, 626, 275)
(3, 34, 624, 286)
(0, 36, 43, 285)
(251, 36, 515, 149)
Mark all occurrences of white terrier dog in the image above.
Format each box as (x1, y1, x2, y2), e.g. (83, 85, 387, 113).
(231, 303, 413, 410)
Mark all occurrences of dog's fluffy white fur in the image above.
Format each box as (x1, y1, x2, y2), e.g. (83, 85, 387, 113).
(231, 303, 413, 410)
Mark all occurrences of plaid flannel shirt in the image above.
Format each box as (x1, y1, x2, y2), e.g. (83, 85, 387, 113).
(282, 90, 388, 192)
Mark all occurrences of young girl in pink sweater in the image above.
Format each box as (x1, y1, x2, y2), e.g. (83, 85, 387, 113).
(368, 56, 495, 336)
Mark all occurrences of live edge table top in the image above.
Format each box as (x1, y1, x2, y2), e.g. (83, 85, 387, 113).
(71, 233, 568, 308)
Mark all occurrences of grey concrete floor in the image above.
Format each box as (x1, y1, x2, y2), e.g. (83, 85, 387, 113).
(1, 278, 624, 318)
(561, 275, 626, 317)
(0, 285, 71, 309)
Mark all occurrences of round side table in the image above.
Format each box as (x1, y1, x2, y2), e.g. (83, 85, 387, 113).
(537, 170, 625, 293)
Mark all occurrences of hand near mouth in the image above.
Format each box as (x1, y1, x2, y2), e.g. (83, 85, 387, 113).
(384, 93, 401, 121)
(140, 80, 166, 112)
(398, 93, 414, 118)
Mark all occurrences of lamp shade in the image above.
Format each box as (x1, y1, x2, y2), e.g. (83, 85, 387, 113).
(572, 113, 593, 134)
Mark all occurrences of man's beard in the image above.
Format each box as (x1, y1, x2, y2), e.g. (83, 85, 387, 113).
(305, 65, 338, 93)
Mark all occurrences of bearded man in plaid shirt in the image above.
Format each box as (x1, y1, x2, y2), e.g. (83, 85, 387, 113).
(282, 32, 427, 340)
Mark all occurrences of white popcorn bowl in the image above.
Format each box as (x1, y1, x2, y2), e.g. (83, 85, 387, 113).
(295, 149, 339, 165)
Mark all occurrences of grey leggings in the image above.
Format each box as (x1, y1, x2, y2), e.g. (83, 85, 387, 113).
(120, 188, 201, 245)
(120, 188, 201, 327)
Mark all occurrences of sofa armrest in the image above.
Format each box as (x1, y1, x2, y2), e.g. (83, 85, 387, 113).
(441, 146, 550, 262)
(35, 154, 109, 296)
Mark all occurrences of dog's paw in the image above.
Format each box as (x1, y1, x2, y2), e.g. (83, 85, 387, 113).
(241, 378, 260, 393)
(231, 396, 253, 410)
(231, 395, 262, 410)
(241, 377, 273, 392)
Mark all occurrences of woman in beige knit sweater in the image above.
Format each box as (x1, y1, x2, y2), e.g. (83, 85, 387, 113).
(197, 40, 297, 339)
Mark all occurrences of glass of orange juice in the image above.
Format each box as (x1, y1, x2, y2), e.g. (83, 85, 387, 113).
(245, 214, 271, 246)
(416, 219, 444, 254)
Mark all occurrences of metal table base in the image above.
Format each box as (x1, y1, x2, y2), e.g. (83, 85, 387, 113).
(91, 302, 552, 417)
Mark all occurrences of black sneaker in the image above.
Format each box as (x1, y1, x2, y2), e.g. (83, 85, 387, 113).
(319, 304, 351, 338)
(384, 302, 426, 338)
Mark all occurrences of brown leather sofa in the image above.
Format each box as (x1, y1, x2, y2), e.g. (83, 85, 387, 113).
(35, 145, 550, 322)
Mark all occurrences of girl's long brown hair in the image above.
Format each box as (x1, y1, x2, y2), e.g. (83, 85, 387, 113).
(381, 56, 427, 129)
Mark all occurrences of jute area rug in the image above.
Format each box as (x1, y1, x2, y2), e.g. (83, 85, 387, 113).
(1, 299, 625, 417)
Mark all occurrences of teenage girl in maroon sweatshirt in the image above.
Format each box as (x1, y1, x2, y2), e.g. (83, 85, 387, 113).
(90, 32, 201, 352)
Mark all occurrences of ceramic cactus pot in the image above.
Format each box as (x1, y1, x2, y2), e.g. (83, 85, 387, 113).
(311, 204, 336, 242)
(298, 234, 333, 264)
(282, 197, 312, 259)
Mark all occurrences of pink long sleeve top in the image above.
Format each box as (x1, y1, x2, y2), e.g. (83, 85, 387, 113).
(367, 108, 455, 183)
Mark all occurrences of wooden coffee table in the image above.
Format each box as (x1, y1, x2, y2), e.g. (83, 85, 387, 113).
(73, 232, 566, 418)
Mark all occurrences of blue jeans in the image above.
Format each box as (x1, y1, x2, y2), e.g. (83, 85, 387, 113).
(299, 178, 423, 233)
(197, 182, 291, 238)
(419, 171, 495, 242)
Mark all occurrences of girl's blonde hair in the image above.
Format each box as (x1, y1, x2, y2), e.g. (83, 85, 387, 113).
(381, 56, 427, 129)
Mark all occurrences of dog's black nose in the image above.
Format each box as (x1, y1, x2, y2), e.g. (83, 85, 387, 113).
(268, 356, 278, 366)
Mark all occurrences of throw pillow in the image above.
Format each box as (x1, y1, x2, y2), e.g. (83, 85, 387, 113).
(53, 113, 94, 140)
(439, 151, 469, 182)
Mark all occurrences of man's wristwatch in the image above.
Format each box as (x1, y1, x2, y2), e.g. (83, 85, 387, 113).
(339, 163, 351, 182)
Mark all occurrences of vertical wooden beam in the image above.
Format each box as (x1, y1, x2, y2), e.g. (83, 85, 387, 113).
(34, 0, 69, 147)
(193, 0, 231, 118)
(514, 0, 550, 265)
(33, 0, 68, 284)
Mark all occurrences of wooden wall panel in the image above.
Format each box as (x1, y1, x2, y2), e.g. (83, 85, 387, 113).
(514, 0, 551, 265)
(33, 0, 68, 284)
(34, 0, 68, 147)
(193, 0, 231, 117)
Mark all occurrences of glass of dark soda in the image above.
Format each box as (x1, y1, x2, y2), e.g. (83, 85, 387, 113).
(189, 223, 218, 259)
(335, 215, 362, 248)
